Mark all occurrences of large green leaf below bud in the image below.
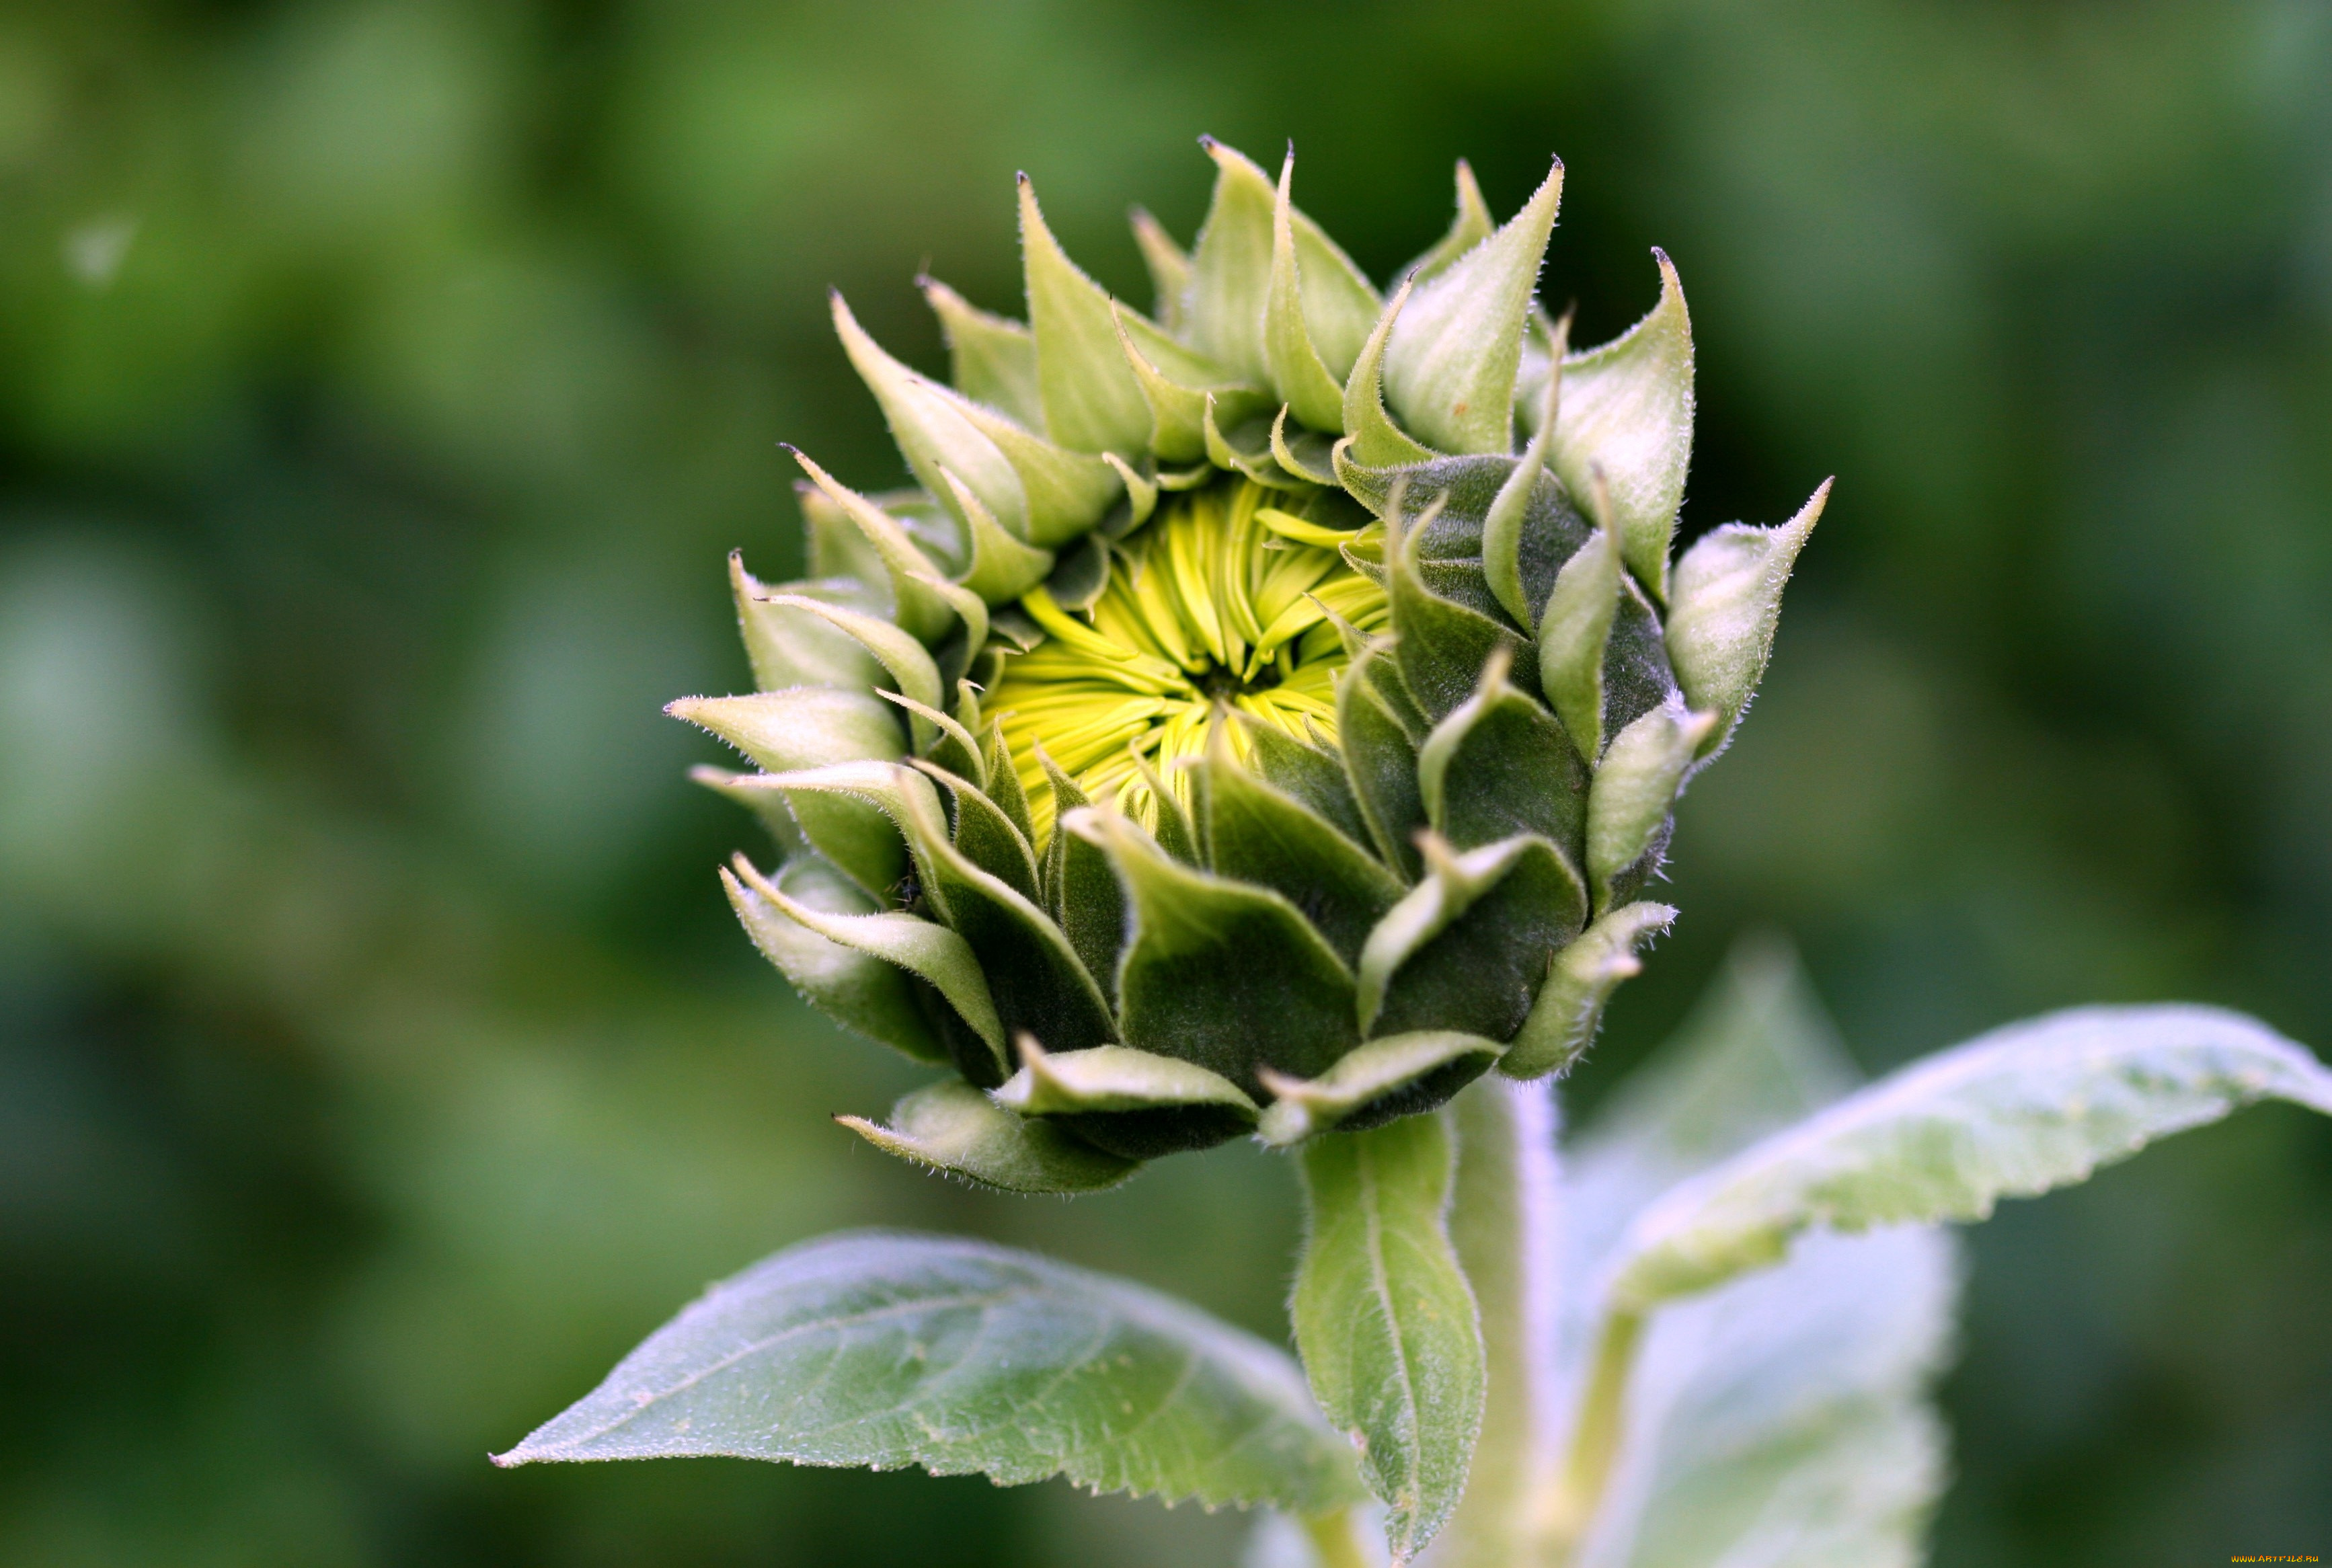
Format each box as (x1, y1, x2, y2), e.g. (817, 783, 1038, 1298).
(502, 1232, 1365, 1514)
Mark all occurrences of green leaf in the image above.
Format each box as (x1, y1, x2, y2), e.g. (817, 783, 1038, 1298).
(882, 690, 986, 787)
(1499, 901, 1676, 1081)
(1294, 1113, 1484, 1563)
(1382, 159, 1562, 455)
(1258, 1031, 1503, 1146)
(1072, 808, 1360, 1096)
(734, 760, 1111, 1069)
(730, 555, 882, 693)
(946, 397, 1128, 549)
(670, 689, 908, 900)
(1537, 523, 1622, 762)
(1480, 369, 1558, 627)
(1664, 481, 1828, 759)
(1127, 742, 1205, 864)
(1040, 530, 1112, 612)
(1585, 699, 1715, 913)
(920, 275, 1043, 429)
(1334, 453, 1590, 637)
(1103, 453, 1159, 528)
(1358, 834, 1588, 1044)
(690, 764, 805, 854)
(798, 479, 893, 586)
(1019, 174, 1155, 457)
(1405, 159, 1496, 285)
(1204, 397, 1311, 492)
(1567, 937, 1863, 1284)
(834, 290, 1123, 549)
(992, 1039, 1259, 1160)
(1128, 206, 1192, 333)
(1285, 188, 1381, 383)
(1416, 647, 1588, 859)
(1271, 406, 1341, 486)
(1513, 304, 1565, 439)
(1552, 943, 1960, 1568)
(669, 687, 904, 777)
(498, 1230, 1365, 1516)
(722, 859, 947, 1065)
(837, 1079, 1138, 1195)
(1192, 736, 1405, 967)
(1579, 1228, 1956, 1568)
(1608, 1004, 2332, 1313)
(730, 758, 943, 906)
(980, 718, 1036, 845)
(1551, 251, 1693, 600)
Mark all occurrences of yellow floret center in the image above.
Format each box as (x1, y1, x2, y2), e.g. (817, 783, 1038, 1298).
(990, 477, 1389, 843)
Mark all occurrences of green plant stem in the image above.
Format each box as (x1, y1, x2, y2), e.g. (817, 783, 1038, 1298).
(1539, 1308, 1645, 1565)
(1432, 1077, 1561, 1567)
(1303, 1510, 1370, 1568)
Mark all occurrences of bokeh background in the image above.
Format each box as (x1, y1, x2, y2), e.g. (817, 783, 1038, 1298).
(4, 1, 2329, 1563)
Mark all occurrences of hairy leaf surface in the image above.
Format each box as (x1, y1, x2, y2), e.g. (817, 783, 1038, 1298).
(1295, 1115, 1483, 1563)
(1608, 1003, 2332, 1310)
(499, 1231, 1364, 1514)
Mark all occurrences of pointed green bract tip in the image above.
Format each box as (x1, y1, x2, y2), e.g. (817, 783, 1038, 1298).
(1383, 158, 1563, 455)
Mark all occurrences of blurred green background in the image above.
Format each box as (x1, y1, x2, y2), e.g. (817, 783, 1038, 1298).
(3, 1, 2329, 1563)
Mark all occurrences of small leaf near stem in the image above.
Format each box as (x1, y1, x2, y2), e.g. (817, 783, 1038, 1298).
(1295, 1112, 1486, 1564)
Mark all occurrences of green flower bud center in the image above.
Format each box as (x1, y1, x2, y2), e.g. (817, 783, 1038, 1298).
(991, 476, 1390, 841)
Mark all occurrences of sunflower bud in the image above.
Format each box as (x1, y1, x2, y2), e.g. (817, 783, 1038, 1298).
(673, 141, 1828, 1191)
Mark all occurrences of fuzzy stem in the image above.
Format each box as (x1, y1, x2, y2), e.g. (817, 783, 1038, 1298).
(1303, 1510, 1370, 1568)
(1539, 1308, 1645, 1565)
(1431, 1076, 1563, 1567)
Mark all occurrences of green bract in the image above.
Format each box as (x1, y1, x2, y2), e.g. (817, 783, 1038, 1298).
(674, 141, 1828, 1189)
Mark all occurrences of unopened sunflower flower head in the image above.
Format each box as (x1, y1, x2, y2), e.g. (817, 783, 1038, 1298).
(671, 139, 1828, 1192)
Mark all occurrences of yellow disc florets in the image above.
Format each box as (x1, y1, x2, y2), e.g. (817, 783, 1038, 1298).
(990, 477, 1389, 840)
